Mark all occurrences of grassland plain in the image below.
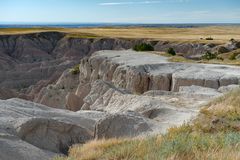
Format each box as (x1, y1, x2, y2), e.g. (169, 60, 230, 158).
(54, 88, 240, 160)
(1, 26, 240, 43)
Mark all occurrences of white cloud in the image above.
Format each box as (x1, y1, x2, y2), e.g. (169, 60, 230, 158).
(99, 0, 188, 6)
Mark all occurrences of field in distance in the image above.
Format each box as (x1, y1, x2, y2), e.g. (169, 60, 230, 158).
(0, 26, 240, 44)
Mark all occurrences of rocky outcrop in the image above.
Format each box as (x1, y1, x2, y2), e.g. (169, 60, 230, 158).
(78, 50, 240, 94)
(0, 88, 18, 99)
(0, 98, 105, 158)
(1, 32, 239, 100)
(95, 111, 152, 139)
(0, 32, 142, 99)
(34, 50, 240, 115)
(34, 69, 80, 108)
(154, 41, 211, 59)
(66, 92, 83, 111)
(225, 39, 240, 50)
(0, 98, 156, 159)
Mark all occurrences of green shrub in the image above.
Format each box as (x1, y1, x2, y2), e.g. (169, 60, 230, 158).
(229, 52, 240, 60)
(202, 51, 217, 60)
(216, 57, 224, 61)
(166, 48, 176, 56)
(133, 43, 154, 51)
(206, 37, 214, 40)
(70, 64, 80, 75)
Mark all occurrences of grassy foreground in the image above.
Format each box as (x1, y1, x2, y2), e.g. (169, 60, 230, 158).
(55, 89, 240, 160)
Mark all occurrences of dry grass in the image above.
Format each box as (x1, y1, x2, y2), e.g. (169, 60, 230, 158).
(218, 48, 240, 60)
(161, 53, 240, 66)
(54, 89, 240, 160)
(1, 26, 240, 43)
(195, 88, 240, 132)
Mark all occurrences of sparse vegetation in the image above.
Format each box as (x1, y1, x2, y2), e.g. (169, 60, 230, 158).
(229, 52, 240, 60)
(201, 51, 217, 60)
(206, 37, 214, 40)
(168, 55, 195, 63)
(70, 64, 80, 75)
(166, 47, 176, 56)
(54, 89, 240, 160)
(65, 33, 99, 39)
(194, 88, 240, 132)
(133, 43, 154, 51)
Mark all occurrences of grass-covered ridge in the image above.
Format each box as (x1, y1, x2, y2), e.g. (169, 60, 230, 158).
(55, 88, 240, 160)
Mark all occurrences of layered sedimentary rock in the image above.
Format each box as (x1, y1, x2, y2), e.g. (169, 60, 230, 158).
(0, 32, 142, 99)
(95, 111, 152, 139)
(33, 50, 240, 136)
(79, 50, 240, 94)
(0, 98, 152, 159)
(35, 50, 240, 112)
(0, 32, 239, 100)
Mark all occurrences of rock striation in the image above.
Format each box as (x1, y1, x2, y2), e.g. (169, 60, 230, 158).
(78, 50, 240, 94)
(33, 50, 240, 135)
(0, 32, 142, 99)
(0, 98, 153, 159)
(0, 32, 239, 100)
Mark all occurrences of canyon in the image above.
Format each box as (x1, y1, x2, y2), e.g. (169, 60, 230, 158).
(0, 31, 240, 160)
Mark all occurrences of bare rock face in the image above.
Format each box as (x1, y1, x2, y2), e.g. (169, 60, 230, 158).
(0, 98, 106, 159)
(95, 111, 152, 139)
(213, 45, 229, 54)
(0, 137, 56, 160)
(15, 118, 92, 154)
(218, 84, 240, 93)
(225, 40, 240, 50)
(179, 85, 222, 97)
(0, 88, 18, 99)
(32, 50, 240, 135)
(35, 70, 80, 109)
(0, 97, 157, 159)
(154, 41, 211, 59)
(66, 92, 83, 111)
(0, 32, 142, 100)
(78, 50, 240, 93)
(0, 32, 237, 100)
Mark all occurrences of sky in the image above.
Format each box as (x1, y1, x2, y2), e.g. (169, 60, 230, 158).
(0, 0, 240, 24)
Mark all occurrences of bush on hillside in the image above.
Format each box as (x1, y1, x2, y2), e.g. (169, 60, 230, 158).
(206, 37, 214, 40)
(202, 51, 217, 60)
(229, 52, 240, 60)
(70, 64, 80, 75)
(133, 43, 154, 51)
(166, 47, 176, 56)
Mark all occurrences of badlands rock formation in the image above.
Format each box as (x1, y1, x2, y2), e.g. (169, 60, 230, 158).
(35, 50, 240, 133)
(1, 32, 239, 100)
(0, 32, 142, 99)
(0, 98, 152, 160)
(0, 32, 240, 159)
(78, 50, 240, 93)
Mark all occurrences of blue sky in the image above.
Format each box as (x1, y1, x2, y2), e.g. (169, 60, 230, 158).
(0, 0, 240, 24)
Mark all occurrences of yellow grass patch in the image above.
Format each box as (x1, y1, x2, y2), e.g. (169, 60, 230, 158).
(1, 26, 240, 43)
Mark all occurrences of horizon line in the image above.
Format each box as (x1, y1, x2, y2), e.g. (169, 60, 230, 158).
(1, 22, 240, 25)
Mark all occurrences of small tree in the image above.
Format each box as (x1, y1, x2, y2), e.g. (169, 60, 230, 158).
(167, 48, 176, 56)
